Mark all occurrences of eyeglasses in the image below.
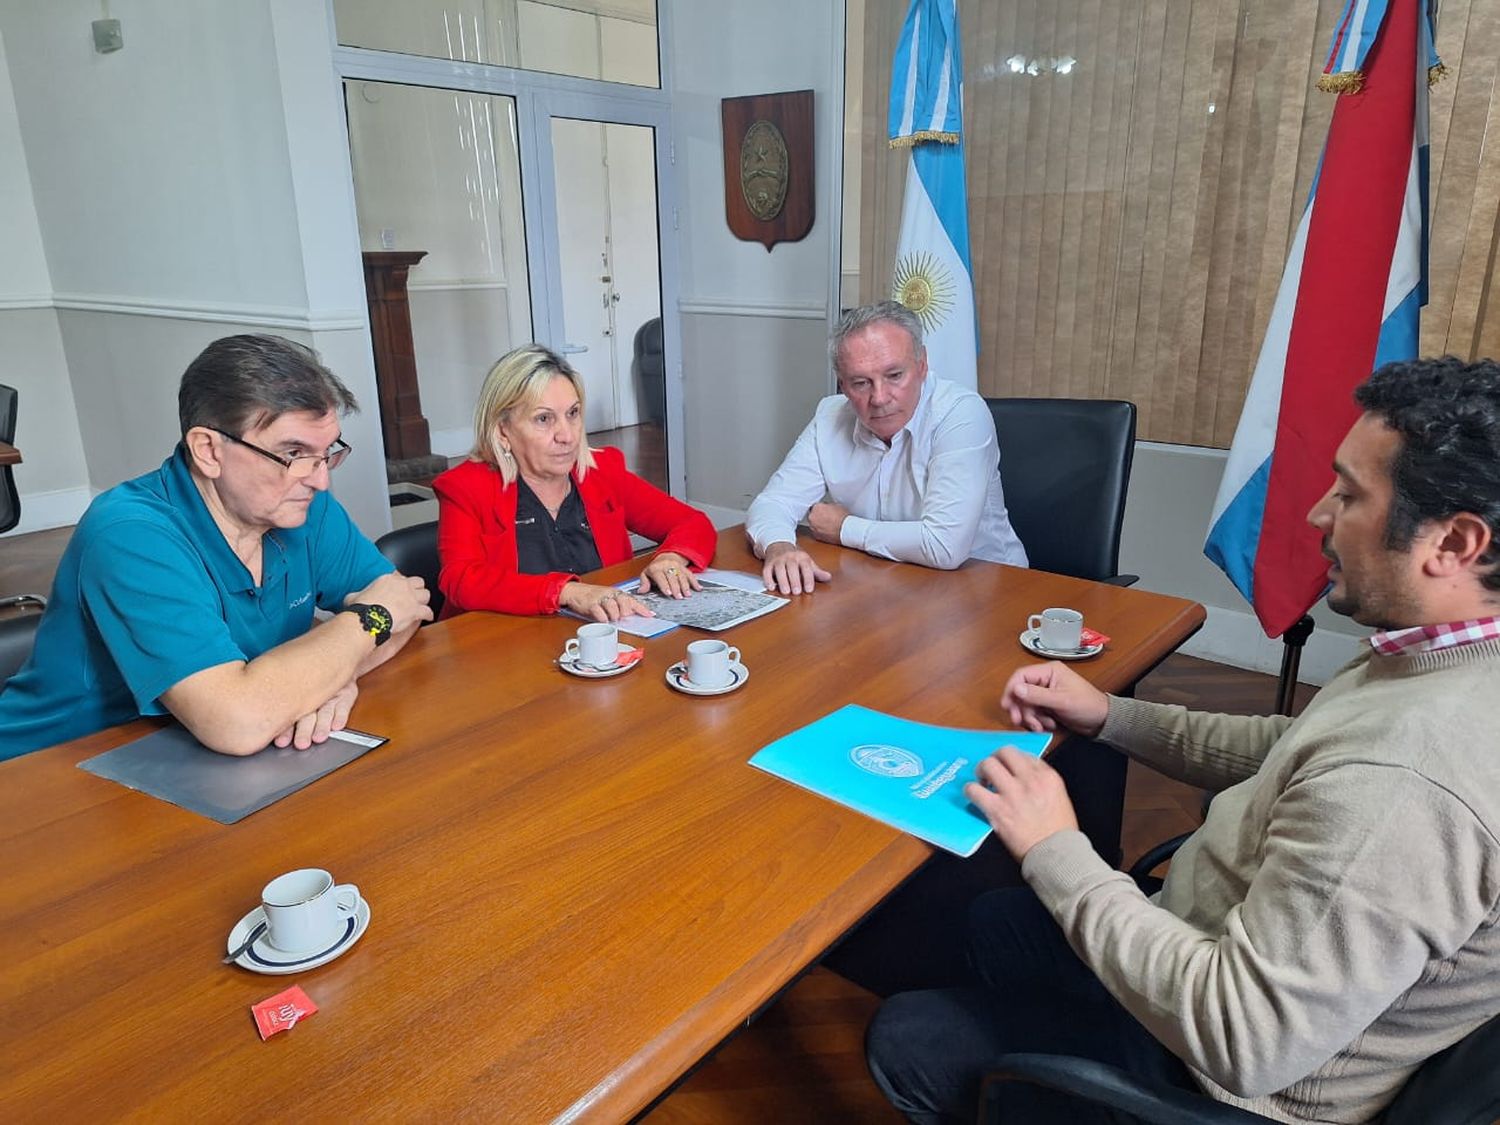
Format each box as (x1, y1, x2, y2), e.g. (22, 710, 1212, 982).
(211, 427, 352, 478)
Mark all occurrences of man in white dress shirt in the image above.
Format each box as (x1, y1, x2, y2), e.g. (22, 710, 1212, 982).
(746, 301, 1028, 594)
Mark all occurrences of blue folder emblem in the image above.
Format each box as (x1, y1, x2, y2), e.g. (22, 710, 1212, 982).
(851, 744, 924, 778)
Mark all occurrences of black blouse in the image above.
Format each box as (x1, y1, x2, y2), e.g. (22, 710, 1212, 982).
(513, 478, 603, 577)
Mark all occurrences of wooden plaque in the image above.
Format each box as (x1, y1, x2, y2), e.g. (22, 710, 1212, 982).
(721, 89, 814, 250)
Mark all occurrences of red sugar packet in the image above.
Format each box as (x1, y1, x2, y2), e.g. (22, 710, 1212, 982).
(617, 647, 645, 667)
(252, 985, 318, 1040)
(1080, 626, 1111, 647)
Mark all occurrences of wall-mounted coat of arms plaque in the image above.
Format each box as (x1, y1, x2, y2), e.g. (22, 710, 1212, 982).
(720, 89, 814, 251)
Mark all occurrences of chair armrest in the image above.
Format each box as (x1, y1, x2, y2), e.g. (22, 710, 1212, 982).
(982, 1054, 1276, 1124)
(1127, 831, 1196, 884)
(1103, 573, 1140, 587)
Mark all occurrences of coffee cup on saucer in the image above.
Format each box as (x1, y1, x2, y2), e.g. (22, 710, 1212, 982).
(685, 639, 741, 688)
(565, 622, 619, 670)
(1028, 608, 1084, 653)
(261, 868, 361, 955)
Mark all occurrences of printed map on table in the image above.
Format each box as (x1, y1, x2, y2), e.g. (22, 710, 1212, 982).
(750, 704, 1053, 856)
(628, 577, 787, 631)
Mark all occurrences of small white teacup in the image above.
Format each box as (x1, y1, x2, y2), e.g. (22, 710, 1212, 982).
(1029, 607, 1084, 653)
(261, 868, 360, 955)
(565, 622, 619, 670)
(685, 639, 741, 688)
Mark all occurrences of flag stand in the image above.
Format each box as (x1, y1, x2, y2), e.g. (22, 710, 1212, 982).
(1275, 616, 1315, 715)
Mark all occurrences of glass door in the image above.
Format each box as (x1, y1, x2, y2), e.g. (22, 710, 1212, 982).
(331, 3, 684, 507)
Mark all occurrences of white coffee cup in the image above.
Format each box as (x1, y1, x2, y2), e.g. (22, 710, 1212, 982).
(1028, 607, 1084, 653)
(565, 622, 619, 669)
(685, 639, 741, 688)
(261, 868, 360, 955)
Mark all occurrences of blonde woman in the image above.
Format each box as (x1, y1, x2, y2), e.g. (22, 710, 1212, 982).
(433, 345, 716, 619)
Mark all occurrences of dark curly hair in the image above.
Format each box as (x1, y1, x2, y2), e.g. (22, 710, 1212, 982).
(1354, 356, 1500, 592)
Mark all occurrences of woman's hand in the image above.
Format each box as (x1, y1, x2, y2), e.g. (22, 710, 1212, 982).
(638, 552, 701, 599)
(558, 581, 654, 622)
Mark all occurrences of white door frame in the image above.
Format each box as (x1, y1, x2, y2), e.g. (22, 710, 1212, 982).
(330, 36, 687, 497)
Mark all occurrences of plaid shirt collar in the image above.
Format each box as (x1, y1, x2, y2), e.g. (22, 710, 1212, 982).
(1369, 616, 1500, 656)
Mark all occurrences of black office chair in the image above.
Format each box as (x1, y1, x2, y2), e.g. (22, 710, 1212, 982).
(1, 382, 48, 612)
(631, 317, 666, 428)
(985, 397, 1139, 585)
(0, 611, 42, 686)
(375, 520, 444, 621)
(980, 833, 1500, 1125)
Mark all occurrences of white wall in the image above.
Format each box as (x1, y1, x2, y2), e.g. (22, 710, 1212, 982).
(0, 0, 389, 534)
(667, 0, 842, 510)
(0, 23, 89, 533)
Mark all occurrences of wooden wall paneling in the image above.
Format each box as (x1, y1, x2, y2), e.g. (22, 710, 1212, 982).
(1449, 65, 1500, 358)
(968, 1, 1003, 394)
(1425, 0, 1489, 351)
(1080, 0, 1116, 402)
(1163, 0, 1230, 442)
(1055, 0, 1101, 400)
(1147, 0, 1204, 442)
(1106, 1, 1158, 428)
(1094, 3, 1138, 403)
(1192, 0, 1254, 446)
(982, 0, 1023, 394)
(1013, 1, 1049, 396)
(1033, 0, 1071, 398)
(1421, 0, 1469, 341)
(1432, 2, 1500, 357)
(859, 0, 1499, 447)
(984, 0, 1018, 392)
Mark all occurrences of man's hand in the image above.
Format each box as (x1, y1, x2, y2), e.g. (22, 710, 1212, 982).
(273, 680, 358, 751)
(999, 661, 1110, 737)
(350, 571, 434, 634)
(638, 551, 701, 599)
(808, 502, 850, 544)
(558, 581, 654, 622)
(761, 540, 832, 595)
(964, 747, 1079, 860)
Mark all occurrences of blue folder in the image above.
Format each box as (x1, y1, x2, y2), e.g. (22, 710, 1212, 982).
(749, 704, 1053, 856)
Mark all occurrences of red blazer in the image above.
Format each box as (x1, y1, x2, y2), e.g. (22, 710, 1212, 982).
(433, 447, 717, 616)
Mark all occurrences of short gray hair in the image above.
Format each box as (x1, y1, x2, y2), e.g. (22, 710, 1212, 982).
(829, 300, 925, 375)
(178, 334, 357, 437)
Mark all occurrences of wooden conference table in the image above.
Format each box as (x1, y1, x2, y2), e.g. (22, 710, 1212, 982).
(0, 439, 20, 466)
(0, 530, 1203, 1122)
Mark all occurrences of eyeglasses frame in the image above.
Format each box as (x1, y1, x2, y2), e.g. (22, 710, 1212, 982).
(208, 426, 353, 478)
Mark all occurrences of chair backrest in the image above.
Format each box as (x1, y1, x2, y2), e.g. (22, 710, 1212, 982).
(0, 612, 42, 687)
(1379, 1011, 1500, 1125)
(375, 520, 444, 621)
(1, 383, 20, 536)
(984, 397, 1137, 582)
(632, 317, 666, 427)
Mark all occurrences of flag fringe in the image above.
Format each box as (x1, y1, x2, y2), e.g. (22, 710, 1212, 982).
(889, 130, 960, 149)
(1317, 70, 1365, 94)
(1428, 62, 1448, 86)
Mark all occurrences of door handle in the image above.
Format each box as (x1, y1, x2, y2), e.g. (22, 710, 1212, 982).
(558, 343, 590, 355)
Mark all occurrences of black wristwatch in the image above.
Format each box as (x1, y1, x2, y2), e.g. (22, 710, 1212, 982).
(345, 603, 393, 647)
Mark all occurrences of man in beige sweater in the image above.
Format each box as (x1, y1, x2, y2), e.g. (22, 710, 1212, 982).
(867, 356, 1500, 1123)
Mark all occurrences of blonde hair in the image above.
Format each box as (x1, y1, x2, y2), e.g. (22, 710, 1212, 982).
(470, 344, 596, 485)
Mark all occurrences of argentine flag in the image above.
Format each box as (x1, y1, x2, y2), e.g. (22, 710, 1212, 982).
(888, 0, 976, 390)
(1204, 0, 1438, 637)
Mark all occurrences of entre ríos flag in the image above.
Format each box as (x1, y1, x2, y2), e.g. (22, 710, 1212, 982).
(1205, 0, 1440, 637)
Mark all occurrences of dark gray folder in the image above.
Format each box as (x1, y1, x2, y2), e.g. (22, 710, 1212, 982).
(78, 725, 387, 824)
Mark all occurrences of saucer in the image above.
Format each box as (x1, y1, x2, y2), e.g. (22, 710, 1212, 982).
(665, 661, 749, 696)
(1019, 629, 1104, 661)
(558, 642, 642, 679)
(226, 898, 370, 975)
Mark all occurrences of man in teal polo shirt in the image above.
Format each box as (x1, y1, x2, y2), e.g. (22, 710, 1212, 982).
(0, 335, 432, 760)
